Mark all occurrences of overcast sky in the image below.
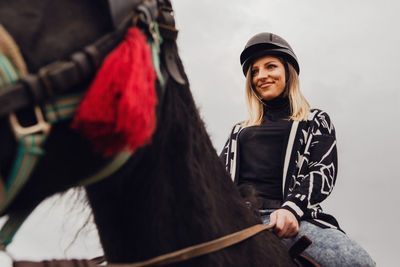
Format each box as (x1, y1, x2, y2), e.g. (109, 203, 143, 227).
(3, 1, 400, 266)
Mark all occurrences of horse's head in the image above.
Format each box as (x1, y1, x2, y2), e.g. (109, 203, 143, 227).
(0, 0, 184, 246)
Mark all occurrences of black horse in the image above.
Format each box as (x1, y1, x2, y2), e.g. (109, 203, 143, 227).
(0, 1, 300, 266)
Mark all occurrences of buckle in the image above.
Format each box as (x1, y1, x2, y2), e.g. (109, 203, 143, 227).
(8, 106, 51, 141)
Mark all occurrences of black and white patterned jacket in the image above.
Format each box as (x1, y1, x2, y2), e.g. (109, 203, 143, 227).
(220, 109, 341, 230)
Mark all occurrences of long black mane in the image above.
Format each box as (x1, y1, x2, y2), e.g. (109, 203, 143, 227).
(0, 1, 295, 266)
(89, 41, 293, 265)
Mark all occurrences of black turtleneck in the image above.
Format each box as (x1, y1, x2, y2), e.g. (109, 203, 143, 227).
(237, 94, 292, 200)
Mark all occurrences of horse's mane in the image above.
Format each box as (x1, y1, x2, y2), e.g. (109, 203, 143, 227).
(85, 43, 292, 265)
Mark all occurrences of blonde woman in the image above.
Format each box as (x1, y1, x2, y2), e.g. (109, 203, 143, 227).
(220, 32, 374, 266)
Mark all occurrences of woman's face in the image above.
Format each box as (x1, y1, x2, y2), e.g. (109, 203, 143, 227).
(251, 56, 286, 101)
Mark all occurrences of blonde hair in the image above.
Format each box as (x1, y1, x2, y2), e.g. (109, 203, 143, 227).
(244, 60, 310, 126)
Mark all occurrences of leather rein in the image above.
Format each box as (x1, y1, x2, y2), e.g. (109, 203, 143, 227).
(109, 223, 275, 267)
(11, 223, 275, 267)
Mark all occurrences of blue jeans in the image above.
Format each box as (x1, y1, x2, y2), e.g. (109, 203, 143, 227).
(260, 209, 375, 267)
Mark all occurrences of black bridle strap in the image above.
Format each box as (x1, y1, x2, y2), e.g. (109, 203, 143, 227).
(0, 14, 132, 119)
(157, 2, 186, 85)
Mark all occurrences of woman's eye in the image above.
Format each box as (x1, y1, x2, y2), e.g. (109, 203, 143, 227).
(251, 69, 258, 76)
(267, 64, 277, 69)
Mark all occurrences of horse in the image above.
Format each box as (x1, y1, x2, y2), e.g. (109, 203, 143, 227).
(0, 1, 308, 266)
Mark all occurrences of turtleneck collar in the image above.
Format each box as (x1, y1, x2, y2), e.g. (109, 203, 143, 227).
(261, 92, 291, 122)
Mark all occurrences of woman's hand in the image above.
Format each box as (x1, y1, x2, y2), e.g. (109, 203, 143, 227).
(269, 209, 299, 239)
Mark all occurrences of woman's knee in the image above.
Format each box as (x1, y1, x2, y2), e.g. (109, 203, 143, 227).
(285, 225, 375, 266)
(315, 244, 375, 267)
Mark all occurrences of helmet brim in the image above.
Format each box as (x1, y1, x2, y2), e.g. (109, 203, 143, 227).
(241, 48, 300, 76)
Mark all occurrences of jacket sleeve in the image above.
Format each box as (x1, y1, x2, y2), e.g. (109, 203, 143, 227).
(282, 111, 338, 221)
(219, 137, 230, 166)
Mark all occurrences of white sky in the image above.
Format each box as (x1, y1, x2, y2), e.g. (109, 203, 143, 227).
(2, 1, 399, 266)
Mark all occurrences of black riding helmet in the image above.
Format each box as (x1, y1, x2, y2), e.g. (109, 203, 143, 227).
(240, 32, 300, 76)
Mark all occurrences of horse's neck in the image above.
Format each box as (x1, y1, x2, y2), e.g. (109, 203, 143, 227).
(85, 81, 260, 263)
(86, 147, 258, 264)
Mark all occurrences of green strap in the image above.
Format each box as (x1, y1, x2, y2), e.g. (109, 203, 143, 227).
(148, 23, 165, 86)
(1, 134, 46, 212)
(78, 151, 132, 187)
(0, 53, 49, 247)
(0, 208, 33, 248)
(0, 54, 19, 89)
(44, 92, 84, 123)
(0, 93, 82, 247)
(0, 122, 48, 248)
(0, 54, 44, 214)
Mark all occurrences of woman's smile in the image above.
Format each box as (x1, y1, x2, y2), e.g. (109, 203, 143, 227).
(258, 81, 274, 88)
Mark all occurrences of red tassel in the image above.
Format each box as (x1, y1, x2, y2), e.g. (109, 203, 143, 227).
(71, 27, 157, 156)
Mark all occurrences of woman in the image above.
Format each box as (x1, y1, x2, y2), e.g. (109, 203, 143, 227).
(220, 32, 375, 266)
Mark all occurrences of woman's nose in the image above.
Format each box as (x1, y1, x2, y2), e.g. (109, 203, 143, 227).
(256, 68, 268, 80)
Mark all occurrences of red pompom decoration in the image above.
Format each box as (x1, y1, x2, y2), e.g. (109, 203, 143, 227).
(72, 27, 157, 156)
